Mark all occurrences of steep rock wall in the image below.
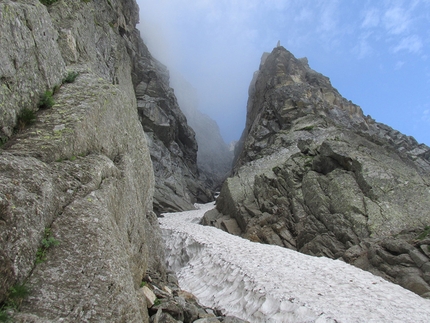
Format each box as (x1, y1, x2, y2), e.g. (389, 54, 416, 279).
(131, 51, 213, 213)
(0, 0, 166, 321)
(206, 46, 430, 297)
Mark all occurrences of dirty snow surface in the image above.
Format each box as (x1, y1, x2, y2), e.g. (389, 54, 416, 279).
(160, 203, 430, 323)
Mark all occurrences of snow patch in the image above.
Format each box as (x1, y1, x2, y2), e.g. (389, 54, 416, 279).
(160, 203, 430, 323)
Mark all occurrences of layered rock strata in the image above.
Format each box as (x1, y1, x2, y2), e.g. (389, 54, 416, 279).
(205, 46, 430, 297)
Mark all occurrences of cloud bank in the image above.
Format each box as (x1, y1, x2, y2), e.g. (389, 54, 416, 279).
(137, 0, 430, 145)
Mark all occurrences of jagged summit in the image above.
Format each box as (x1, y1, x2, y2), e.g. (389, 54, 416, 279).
(206, 46, 430, 298)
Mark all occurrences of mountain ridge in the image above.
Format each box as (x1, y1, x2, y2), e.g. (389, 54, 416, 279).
(205, 46, 430, 298)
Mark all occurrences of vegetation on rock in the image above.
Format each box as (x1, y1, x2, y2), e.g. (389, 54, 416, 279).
(16, 108, 36, 131)
(0, 283, 29, 322)
(35, 228, 60, 264)
(62, 71, 79, 84)
(38, 90, 55, 109)
(39, 0, 59, 5)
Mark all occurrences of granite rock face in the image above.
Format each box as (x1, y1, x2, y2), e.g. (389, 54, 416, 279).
(206, 46, 430, 297)
(132, 52, 213, 213)
(0, 0, 167, 321)
(170, 73, 233, 190)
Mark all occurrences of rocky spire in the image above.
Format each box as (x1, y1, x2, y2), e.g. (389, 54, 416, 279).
(206, 46, 430, 298)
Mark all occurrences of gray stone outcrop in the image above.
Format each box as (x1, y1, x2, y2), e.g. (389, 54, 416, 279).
(134, 54, 212, 213)
(132, 54, 212, 213)
(0, 0, 167, 321)
(206, 46, 430, 297)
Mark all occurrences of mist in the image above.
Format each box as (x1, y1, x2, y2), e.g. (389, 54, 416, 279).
(136, 0, 430, 146)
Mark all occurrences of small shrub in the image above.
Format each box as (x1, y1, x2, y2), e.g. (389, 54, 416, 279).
(39, 0, 59, 5)
(302, 125, 314, 131)
(0, 137, 7, 148)
(17, 108, 37, 130)
(417, 226, 430, 240)
(53, 84, 61, 95)
(38, 90, 55, 109)
(140, 281, 147, 288)
(6, 284, 29, 309)
(36, 228, 60, 264)
(62, 71, 79, 84)
(0, 282, 30, 321)
(0, 309, 10, 322)
(153, 298, 161, 306)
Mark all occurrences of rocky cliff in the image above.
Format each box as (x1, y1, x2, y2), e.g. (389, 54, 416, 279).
(134, 57, 212, 214)
(205, 46, 430, 297)
(0, 0, 205, 321)
(170, 73, 233, 190)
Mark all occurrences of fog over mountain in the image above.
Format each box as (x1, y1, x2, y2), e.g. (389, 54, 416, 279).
(137, 0, 430, 146)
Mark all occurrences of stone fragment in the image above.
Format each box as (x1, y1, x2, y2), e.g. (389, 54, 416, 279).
(151, 311, 180, 323)
(420, 244, 430, 258)
(409, 249, 430, 268)
(220, 218, 242, 235)
(223, 316, 251, 323)
(142, 286, 157, 308)
(400, 275, 430, 296)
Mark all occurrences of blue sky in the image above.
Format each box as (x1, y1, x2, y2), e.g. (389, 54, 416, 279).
(137, 0, 430, 146)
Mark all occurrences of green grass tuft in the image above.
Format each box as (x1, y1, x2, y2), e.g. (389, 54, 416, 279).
(17, 108, 37, 131)
(0, 282, 30, 321)
(417, 226, 430, 240)
(0, 309, 10, 322)
(38, 90, 55, 109)
(40, 0, 59, 5)
(36, 228, 60, 264)
(62, 71, 79, 84)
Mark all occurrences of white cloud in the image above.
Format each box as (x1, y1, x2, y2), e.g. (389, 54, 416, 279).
(361, 8, 380, 28)
(394, 60, 405, 69)
(317, 1, 340, 33)
(422, 109, 430, 122)
(383, 5, 412, 35)
(392, 35, 423, 53)
(353, 32, 374, 59)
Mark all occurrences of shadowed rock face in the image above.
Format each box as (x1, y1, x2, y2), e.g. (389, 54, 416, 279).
(207, 46, 430, 297)
(0, 0, 194, 321)
(132, 50, 213, 214)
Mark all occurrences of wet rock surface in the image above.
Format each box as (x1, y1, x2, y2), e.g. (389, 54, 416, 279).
(207, 46, 430, 297)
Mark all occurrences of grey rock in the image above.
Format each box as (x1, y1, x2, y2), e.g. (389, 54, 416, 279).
(0, 0, 170, 321)
(130, 37, 213, 214)
(211, 46, 430, 297)
(151, 299, 184, 322)
(223, 316, 251, 323)
(0, 0, 66, 141)
(151, 311, 181, 323)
